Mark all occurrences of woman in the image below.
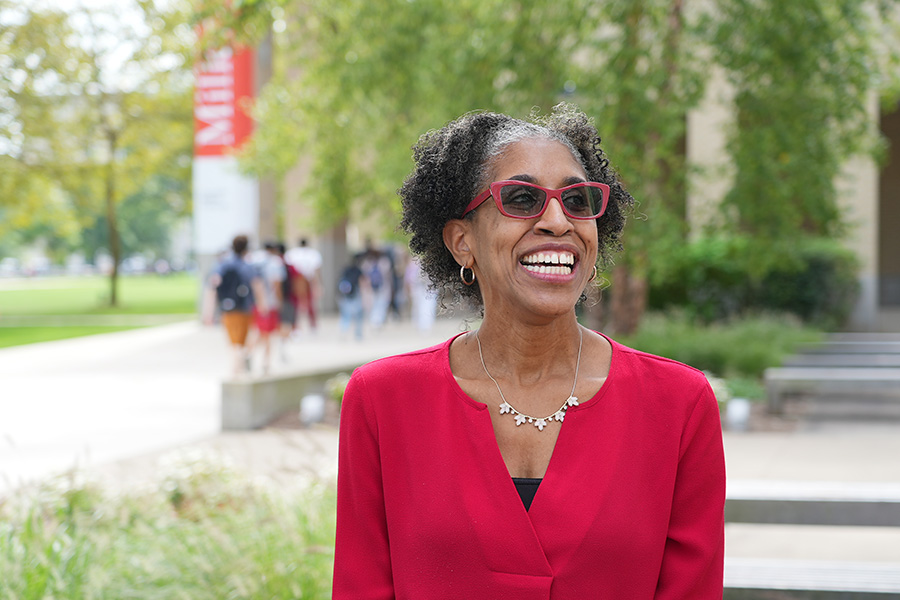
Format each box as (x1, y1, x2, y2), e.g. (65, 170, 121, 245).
(332, 104, 725, 599)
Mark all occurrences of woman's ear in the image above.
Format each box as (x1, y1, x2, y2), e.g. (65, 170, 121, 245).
(442, 219, 473, 268)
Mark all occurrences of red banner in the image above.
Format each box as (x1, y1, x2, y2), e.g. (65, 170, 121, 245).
(193, 47, 255, 156)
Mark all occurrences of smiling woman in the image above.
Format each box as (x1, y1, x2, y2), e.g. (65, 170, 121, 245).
(332, 104, 726, 599)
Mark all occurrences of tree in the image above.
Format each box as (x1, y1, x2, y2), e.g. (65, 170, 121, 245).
(711, 0, 899, 273)
(198, 0, 710, 331)
(0, 0, 193, 304)
(571, 0, 708, 334)
(80, 174, 189, 263)
(198, 0, 900, 330)
(0, 2, 85, 258)
(206, 0, 588, 230)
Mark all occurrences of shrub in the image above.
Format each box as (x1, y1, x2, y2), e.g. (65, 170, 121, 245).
(325, 372, 352, 405)
(617, 311, 823, 379)
(755, 238, 860, 328)
(649, 236, 859, 328)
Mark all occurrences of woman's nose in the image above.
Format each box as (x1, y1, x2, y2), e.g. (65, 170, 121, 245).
(533, 197, 574, 236)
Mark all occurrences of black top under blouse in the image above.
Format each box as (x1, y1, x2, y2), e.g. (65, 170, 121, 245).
(512, 477, 542, 511)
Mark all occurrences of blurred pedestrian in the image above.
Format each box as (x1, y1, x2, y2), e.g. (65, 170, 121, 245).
(404, 257, 437, 333)
(337, 255, 367, 340)
(362, 243, 392, 329)
(252, 241, 286, 374)
(275, 242, 301, 361)
(285, 238, 322, 334)
(201, 235, 267, 377)
(384, 245, 405, 322)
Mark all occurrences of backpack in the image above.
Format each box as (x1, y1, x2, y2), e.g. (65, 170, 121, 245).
(338, 265, 360, 298)
(281, 263, 295, 301)
(367, 262, 384, 290)
(216, 262, 251, 312)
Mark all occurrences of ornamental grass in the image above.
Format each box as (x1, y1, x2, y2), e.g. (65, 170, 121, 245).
(0, 451, 336, 599)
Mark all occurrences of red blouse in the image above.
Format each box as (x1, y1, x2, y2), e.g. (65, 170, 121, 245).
(333, 333, 725, 599)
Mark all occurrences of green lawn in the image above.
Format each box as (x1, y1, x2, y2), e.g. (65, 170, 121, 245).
(0, 326, 144, 348)
(0, 273, 198, 316)
(0, 273, 199, 348)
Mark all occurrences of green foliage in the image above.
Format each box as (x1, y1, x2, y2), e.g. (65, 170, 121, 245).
(756, 238, 860, 327)
(0, 458, 335, 599)
(80, 176, 189, 261)
(711, 0, 886, 240)
(0, 0, 194, 302)
(618, 311, 823, 379)
(325, 372, 351, 405)
(649, 236, 859, 328)
(203, 0, 900, 333)
(230, 0, 591, 233)
(211, 0, 698, 240)
(576, 0, 708, 276)
(724, 377, 766, 402)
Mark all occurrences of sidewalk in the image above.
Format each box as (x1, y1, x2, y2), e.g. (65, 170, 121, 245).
(0, 313, 471, 495)
(724, 422, 900, 562)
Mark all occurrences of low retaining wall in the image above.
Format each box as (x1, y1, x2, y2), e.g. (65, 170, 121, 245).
(221, 367, 352, 430)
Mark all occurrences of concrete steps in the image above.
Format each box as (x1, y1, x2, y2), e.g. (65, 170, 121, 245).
(765, 334, 900, 414)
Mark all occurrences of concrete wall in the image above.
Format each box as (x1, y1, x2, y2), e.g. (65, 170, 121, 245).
(686, 65, 734, 236)
(837, 93, 881, 330)
(221, 367, 349, 430)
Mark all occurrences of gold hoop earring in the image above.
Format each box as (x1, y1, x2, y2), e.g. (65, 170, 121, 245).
(591, 265, 598, 281)
(460, 264, 476, 286)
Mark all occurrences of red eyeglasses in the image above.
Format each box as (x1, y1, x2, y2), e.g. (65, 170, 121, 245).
(463, 180, 610, 220)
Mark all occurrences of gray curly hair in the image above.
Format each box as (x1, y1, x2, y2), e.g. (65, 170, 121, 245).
(399, 102, 634, 309)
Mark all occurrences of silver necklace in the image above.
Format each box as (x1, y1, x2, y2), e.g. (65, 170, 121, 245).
(475, 327, 583, 431)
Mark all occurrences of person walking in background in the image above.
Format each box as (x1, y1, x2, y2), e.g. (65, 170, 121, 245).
(362, 243, 392, 330)
(252, 242, 286, 374)
(337, 255, 367, 341)
(384, 245, 405, 322)
(404, 256, 437, 333)
(202, 235, 267, 378)
(275, 242, 300, 362)
(285, 238, 322, 334)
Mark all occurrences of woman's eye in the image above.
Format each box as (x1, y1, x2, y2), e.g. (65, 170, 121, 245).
(509, 193, 536, 205)
(502, 186, 541, 209)
(563, 190, 591, 212)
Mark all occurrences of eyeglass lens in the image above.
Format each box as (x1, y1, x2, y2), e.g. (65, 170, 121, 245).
(498, 183, 603, 218)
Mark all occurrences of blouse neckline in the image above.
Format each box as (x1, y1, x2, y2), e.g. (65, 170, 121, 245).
(440, 329, 617, 414)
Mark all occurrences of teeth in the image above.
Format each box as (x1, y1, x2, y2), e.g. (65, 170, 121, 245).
(521, 251, 575, 266)
(523, 264, 571, 275)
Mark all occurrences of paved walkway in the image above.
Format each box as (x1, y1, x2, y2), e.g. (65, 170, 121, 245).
(2, 317, 899, 563)
(0, 314, 471, 494)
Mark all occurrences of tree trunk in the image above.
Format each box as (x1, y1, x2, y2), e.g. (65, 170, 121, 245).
(106, 130, 120, 307)
(601, 0, 683, 337)
(610, 264, 648, 336)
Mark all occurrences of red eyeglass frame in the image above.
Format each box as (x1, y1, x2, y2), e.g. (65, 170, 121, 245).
(462, 180, 610, 220)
